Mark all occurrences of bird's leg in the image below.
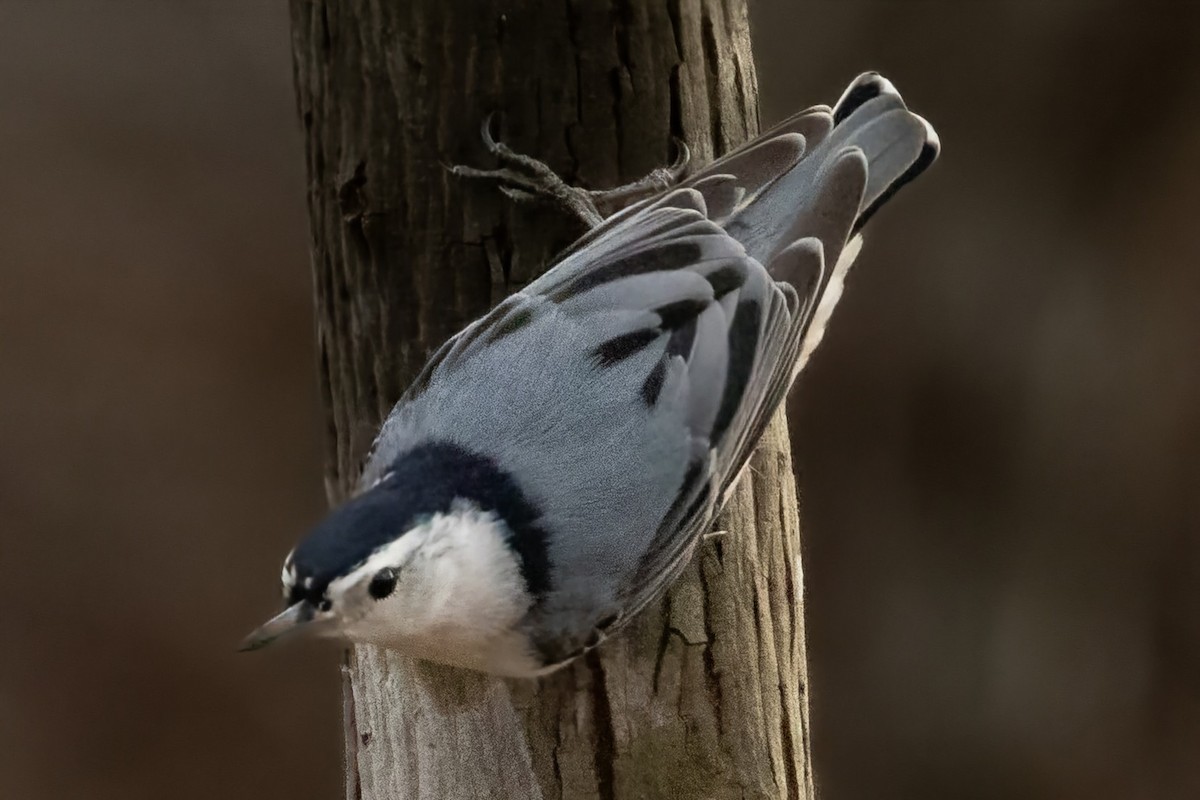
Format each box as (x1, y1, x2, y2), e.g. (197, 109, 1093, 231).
(585, 151, 690, 209)
(448, 117, 604, 227)
(448, 115, 690, 230)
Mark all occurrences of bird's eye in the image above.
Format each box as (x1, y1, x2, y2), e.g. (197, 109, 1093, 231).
(368, 567, 397, 600)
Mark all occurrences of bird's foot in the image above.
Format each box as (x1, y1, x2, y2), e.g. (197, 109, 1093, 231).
(448, 115, 690, 230)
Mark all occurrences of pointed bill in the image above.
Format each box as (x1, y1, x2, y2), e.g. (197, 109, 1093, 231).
(238, 602, 314, 652)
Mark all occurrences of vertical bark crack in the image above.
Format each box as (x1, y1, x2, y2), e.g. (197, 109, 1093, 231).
(699, 12, 724, 153)
(586, 652, 617, 800)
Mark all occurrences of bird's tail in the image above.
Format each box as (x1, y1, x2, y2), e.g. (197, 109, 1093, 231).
(693, 72, 938, 264)
(683, 71, 939, 368)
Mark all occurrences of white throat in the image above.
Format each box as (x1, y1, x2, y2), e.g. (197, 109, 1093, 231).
(329, 502, 543, 676)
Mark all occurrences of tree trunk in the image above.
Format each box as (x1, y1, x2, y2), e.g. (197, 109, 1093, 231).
(289, 1, 814, 798)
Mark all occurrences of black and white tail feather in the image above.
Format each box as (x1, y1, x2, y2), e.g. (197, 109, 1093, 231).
(355, 72, 938, 667)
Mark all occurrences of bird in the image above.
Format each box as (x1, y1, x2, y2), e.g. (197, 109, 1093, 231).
(241, 72, 940, 677)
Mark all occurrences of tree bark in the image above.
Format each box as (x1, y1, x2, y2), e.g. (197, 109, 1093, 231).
(290, 1, 814, 798)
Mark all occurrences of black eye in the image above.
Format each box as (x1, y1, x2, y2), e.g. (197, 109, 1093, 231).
(368, 567, 397, 600)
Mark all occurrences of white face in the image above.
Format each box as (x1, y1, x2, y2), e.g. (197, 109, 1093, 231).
(289, 502, 544, 676)
(323, 522, 431, 640)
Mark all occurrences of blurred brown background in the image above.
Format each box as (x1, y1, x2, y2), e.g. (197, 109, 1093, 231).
(2, 2, 1197, 799)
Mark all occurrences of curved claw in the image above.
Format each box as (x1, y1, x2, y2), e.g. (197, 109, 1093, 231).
(480, 112, 501, 155)
(666, 137, 691, 179)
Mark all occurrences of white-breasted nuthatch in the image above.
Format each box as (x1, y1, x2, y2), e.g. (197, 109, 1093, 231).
(242, 73, 939, 676)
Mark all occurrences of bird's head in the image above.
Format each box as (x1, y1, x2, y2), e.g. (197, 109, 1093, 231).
(239, 476, 432, 651)
(240, 442, 552, 673)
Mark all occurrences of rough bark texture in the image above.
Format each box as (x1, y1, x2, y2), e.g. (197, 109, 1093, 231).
(289, 1, 814, 797)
